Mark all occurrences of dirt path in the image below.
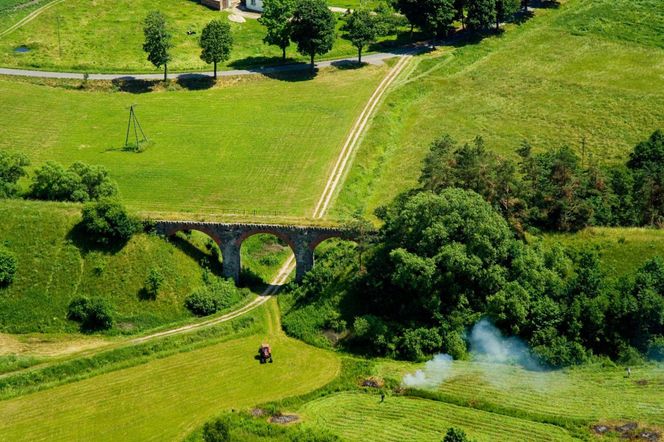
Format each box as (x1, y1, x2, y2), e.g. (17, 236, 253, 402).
(0, 0, 64, 39)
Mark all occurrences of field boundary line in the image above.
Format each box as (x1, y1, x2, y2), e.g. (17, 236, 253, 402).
(0, 0, 65, 38)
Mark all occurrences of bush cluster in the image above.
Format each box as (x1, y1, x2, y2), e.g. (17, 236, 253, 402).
(185, 274, 246, 316)
(80, 199, 140, 245)
(67, 296, 114, 331)
(0, 151, 29, 198)
(30, 161, 118, 202)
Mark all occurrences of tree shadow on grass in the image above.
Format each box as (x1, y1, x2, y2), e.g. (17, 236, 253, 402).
(167, 233, 223, 277)
(111, 77, 160, 94)
(175, 74, 215, 90)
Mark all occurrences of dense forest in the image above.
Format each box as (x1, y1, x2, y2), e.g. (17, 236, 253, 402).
(282, 130, 664, 366)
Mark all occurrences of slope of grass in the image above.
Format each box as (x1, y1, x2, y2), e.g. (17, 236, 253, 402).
(0, 300, 341, 441)
(377, 360, 664, 428)
(0, 0, 404, 73)
(538, 227, 664, 276)
(0, 199, 210, 334)
(0, 64, 387, 217)
(298, 391, 579, 441)
(332, 0, 664, 219)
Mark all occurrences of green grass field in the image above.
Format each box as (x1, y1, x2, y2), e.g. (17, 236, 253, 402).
(0, 65, 387, 217)
(298, 392, 579, 441)
(0, 0, 403, 73)
(0, 300, 342, 441)
(539, 227, 664, 276)
(377, 359, 664, 428)
(332, 0, 664, 218)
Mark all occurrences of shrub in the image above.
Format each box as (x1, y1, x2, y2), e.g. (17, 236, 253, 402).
(80, 199, 139, 245)
(144, 267, 164, 299)
(67, 296, 114, 331)
(0, 151, 29, 198)
(398, 327, 443, 361)
(30, 161, 118, 202)
(0, 246, 17, 287)
(444, 427, 470, 442)
(185, 277, 243, 316)
(202, 419, 230, 442)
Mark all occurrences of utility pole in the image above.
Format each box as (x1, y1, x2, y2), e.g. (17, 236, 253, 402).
(124, 105, 148, 150)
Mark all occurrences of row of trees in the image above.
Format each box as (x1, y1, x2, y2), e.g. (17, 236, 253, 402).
(419, 130, 664, 232)
(395, 0, 521, 37)
(144, 12, 233, 79)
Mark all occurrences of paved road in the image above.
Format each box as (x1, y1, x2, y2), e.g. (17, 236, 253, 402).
(0, 48, 419, 80)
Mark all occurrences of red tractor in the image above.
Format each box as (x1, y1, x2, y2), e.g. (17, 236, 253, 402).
(258, 343, 273, 364)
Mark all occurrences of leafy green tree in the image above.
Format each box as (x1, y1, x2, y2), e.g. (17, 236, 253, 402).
(143, 11, 172, 81)
(67, 296, 114, 331)
(259, 0, 295, 60)
(0, 151, 29, 198)
(30, 161, 118, 202)
(423, 0, 456, 37)
(341, 9, 378, 63)
(453, 0, 466, 27)
(0, 246, 17, 287)
(290, 0, 336, 69)
(627, 129, 664, 225)
(200, 20, 233, 79)
(80, 199, 139, 245)
(342, 214, 376, 272)
(144, 267, 164, 299)
(394, 0, 425, 36)
(444, 427, 470, 442)
(465, 0, 495, 32)
(202, 419, 230, 442)
(494, 0, 519, 30)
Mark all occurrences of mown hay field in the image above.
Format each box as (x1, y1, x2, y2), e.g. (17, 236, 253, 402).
(299, 391, 580, 441)
(0, 301, 341, 441)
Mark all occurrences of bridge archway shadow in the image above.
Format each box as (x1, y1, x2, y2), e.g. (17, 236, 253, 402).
(166, 230, 224, 277)
(239, 233, 295, 291)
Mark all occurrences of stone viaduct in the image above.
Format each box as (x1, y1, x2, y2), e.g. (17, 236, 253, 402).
(155, 220, 353, 283)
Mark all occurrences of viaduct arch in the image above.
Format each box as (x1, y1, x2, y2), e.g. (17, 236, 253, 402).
(155, 221, 352, 283)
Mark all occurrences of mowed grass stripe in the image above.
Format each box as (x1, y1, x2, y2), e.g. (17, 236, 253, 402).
(0, 323, 340, 440)
(299, 392, 578, 441)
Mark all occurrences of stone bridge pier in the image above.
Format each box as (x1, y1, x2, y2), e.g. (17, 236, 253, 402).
(154, 221, 352, 284)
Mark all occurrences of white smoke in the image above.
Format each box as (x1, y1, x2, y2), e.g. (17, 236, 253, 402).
(401, 353, 453, 389)
(401, 319, 545, 390)
(468, 319, 542, 371)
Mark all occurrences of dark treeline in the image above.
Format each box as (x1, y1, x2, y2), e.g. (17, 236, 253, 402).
(419, 130, 664, 233)
(282, 130, 664, 367)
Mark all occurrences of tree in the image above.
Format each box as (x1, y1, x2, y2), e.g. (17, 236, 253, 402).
(67, 296, 114, 331)
(80, 199, 139, 245)
(0, 246, 17, 287)
(394, 0, 426, 36)
(30, 161, 118, 202)
(0, 151, 29, 198)
(143, 11, 172, 81)
(494, 0, 519, 30)
(444, 427, 470, 442)
(342, 214, 376, 272)
(259, 0, 295, 60)
(202, 419, 230, 442)
(627, 129, 664, 226)
(341, 9, 377, 63)
(465, 0, 495, 32)
(200, 20, 233, 79)
(290, 0, 336, 69)
(423, 0, 456, 37)
(144, 267, 164, 299)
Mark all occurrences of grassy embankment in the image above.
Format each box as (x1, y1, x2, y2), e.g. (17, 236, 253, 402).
(332, 0, 664, 219)
(0, 198, 294, 337)
(0, 0, 404, 73)
(0, 64, 388, 219)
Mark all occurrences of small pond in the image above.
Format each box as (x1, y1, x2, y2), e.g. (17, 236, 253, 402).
(14, 46, 30, 53)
